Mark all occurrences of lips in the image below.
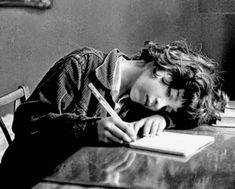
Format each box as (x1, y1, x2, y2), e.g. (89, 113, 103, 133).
(144, 95, 149, 107)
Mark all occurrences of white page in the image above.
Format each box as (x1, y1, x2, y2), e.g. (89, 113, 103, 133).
(129, 132, 215, 157)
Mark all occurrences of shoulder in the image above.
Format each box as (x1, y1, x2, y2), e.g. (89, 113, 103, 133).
(66, 47, 105, 62)
(49, 47, 106, 75)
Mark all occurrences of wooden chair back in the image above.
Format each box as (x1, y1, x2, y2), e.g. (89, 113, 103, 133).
(0, 85, 30, 144)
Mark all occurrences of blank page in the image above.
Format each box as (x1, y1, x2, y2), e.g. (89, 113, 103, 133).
(129, 132, 215, 157)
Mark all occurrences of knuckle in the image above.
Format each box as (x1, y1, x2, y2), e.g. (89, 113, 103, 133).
(104, 130, 109, 136)
(125, 125, 132, 132)
(123, 124, 133, 134)
(118, 132, 126, 141)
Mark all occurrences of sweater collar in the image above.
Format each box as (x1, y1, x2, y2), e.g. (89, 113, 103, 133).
(95, 48, 126, 90)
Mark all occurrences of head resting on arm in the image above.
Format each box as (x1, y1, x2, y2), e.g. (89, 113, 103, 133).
(132, 40, 229, 128)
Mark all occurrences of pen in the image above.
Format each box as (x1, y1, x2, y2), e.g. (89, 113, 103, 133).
(88, 82, 136, 143)
(88, 83, 122, 121)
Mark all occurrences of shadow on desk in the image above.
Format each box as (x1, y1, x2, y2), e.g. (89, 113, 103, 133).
(0, 133, 83, 189)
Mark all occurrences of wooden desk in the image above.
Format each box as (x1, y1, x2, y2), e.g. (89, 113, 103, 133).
(33, 126, 235, 189)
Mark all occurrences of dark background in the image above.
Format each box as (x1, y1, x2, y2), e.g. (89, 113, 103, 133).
(0, 0, 235, 115)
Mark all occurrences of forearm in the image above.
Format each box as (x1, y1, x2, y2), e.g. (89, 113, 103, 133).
(12, 104, 100, 145)
(162, 110, 198, 130)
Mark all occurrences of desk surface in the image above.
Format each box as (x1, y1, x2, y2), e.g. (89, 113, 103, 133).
(33, 126, 235, 189)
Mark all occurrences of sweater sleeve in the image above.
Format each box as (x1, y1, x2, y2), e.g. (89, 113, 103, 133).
(12, 51, 101, 145)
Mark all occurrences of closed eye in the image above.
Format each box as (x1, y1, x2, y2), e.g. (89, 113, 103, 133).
(167, 87, 172, 98)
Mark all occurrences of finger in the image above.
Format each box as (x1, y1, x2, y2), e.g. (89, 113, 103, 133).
(106, 121, 132, 143)
(97, 127, 106, 142)
(126, 123, 137, 141)
(134, 119, 145, 136)
(105, 130, 124, 144)
(150, 121, 159, 137)
(112, 118, 136, 141)
(156, 123, 166, 135)
(120, 121, 136, 141)
(143, 119, 152, 137)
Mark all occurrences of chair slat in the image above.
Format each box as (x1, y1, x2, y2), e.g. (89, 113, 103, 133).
(0, 85, 30, 144)
(0, 117, 12, 145)
(0, 88, 24, 107)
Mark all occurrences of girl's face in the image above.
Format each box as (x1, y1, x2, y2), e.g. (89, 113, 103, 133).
(130, 67, 184, 112)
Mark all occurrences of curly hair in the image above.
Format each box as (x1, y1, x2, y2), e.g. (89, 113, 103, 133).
(133, 40, 228, 128)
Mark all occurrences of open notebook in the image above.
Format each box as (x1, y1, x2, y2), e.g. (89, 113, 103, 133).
(128, 132, 215, 157)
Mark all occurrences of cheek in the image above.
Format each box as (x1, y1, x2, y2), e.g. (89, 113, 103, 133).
(143, 79, 159, 95)
(130, 79, 147, 103)
(130, 84, 142, 103)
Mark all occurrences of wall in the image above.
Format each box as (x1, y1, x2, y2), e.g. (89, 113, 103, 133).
(199, 0, 235, 100)
(0, 0, 234, 115)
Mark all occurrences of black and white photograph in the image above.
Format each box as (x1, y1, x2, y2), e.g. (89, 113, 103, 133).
(0, 0, 234, 188)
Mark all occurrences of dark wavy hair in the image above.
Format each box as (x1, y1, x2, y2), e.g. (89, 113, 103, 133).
(133, 40, 229, 128)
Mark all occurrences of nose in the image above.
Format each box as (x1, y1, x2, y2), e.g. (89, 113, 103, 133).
(149, 96, 167, 110)
(148, 96, 155, 107)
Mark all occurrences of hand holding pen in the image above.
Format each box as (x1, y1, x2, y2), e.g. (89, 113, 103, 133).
(88, 83, 136, 144)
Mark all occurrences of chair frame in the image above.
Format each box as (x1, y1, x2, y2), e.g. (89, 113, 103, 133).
(0, 85, 30, 144)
